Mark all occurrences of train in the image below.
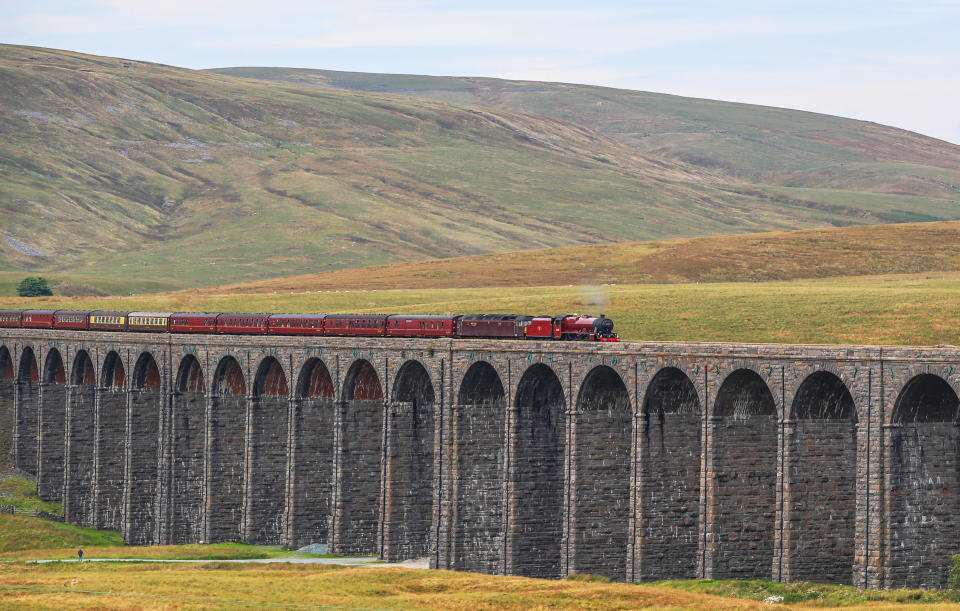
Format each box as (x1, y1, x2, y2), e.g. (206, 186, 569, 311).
(0, 310, 619, 341)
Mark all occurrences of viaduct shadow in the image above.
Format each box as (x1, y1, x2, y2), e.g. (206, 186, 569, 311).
(206, 356, 246, 542)
(286, 358, 335, 549)
(570, 365, 631, 581)
(709, 368, 777, 579)
(15, 348, 39, 476)
(383, 360, 435, 561)
(888, 374, 959, 588)
(786, 371, 857, 583)
(125, 352, 162, 545)
(334, 359, 384, 555)
(64, 350, 96, 525)
(510, 363, 565, 579)
(637, 367, 701, 581)
(37, 348, 66, 501)
(0, 346, 14, 473)
(453, 361, 505, 574)
(245, 357, 289, 544)
(95, 351, 126, 530)
(170, 354, 205, 544)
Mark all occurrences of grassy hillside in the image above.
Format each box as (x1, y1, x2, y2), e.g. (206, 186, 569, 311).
(3, 274, 960, 345)
(0, 514, 122, 553)
(213, 66, 960, 200)
(0, 44, 781, 289)
(2, 45, 960, 293)
(0, 479, 60, 515)
(189, 220, 960, 292)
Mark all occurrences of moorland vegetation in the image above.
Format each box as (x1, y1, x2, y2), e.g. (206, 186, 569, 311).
(2, 44, 959, 294)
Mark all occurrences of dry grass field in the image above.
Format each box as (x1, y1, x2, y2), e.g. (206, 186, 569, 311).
(3, 272, 960, 345)
(1, 559, 958, 609)
(0, 563, 756, 610)
(196, 220, 960, 292)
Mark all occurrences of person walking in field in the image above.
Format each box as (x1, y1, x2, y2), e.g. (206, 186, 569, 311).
(77, 549, 83, 562)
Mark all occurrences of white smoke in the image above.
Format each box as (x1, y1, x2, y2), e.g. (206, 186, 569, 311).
(581, 284, 609, 315)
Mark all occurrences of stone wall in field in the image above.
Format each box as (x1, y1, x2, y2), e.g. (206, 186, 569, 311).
(4, 329, 960, 589)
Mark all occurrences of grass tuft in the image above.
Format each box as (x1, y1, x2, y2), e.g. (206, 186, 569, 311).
(566, 573, 613, 583)
(0, 478, 61, 515)
(0, 515, 122, 554)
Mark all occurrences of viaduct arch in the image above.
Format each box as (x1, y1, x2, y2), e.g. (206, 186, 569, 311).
(4, 329, 960, 589)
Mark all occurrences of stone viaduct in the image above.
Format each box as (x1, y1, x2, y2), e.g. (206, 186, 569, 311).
(1, 328, 958, 589)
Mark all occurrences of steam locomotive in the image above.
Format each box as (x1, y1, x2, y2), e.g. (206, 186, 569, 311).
(0, 310, 619, 341)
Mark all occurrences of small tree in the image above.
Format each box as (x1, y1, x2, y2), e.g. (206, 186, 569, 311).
(16, 277, 53, 297)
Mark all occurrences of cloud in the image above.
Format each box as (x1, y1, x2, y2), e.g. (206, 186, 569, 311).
(231, 10, 915, 53)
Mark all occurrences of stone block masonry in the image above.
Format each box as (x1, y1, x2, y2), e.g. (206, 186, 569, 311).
(4, 330, 960, 589)
(167, 355, 204, 544)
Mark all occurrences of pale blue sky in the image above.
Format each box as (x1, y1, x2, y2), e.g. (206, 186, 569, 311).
(2, 0, 959, 144)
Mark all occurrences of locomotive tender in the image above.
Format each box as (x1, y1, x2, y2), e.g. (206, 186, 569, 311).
(0, 310, 618, 341)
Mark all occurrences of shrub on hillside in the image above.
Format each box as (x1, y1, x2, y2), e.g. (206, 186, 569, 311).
(16, 277, 52, 297)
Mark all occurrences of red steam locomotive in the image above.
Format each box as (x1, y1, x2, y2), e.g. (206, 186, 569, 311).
(0, 310, 619, 341)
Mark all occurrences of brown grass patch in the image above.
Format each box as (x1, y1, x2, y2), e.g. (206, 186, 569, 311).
(187, 220, 960, 294)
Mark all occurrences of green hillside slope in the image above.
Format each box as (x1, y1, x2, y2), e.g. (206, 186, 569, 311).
(2, 45, 959, 292)
(214, 67, 960, 201)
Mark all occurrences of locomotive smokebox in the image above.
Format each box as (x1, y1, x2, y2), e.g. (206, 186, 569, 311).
(594, 316, 614, 335)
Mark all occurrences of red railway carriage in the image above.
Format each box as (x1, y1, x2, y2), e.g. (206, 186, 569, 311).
(268, 314, 326, 336)
(128, 312, 171, 333)
(217, 313, 269, 335)
(457, 314, 533, 339)
(387, 314, 458, 338)
(22, 310, 55, 328)
(0, 310, 22, 328)
(53, 310, 90, 330)
(170, 312, 219, 334)
(89, 311, 128, 331)
(325, 314, 389, 337)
